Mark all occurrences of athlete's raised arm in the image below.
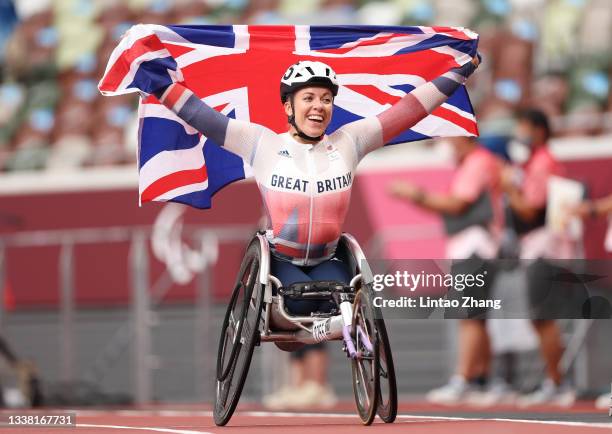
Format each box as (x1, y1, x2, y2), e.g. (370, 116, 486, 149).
(378, 56, 480, 143)
(342, 55, 480, 161)
(153, 83, 265, 165)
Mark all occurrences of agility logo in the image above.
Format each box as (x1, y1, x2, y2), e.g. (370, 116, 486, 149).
(277, 149, 291, 157)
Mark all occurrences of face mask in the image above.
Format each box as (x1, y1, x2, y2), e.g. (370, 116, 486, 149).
(112, 22, 133, 41)
(507, 139, 531, 164)
(36, 27, 58, 48)
(494, 79, 521, 103)
(0, 84, 25, 108)
(107, 105, 132, 127)
(73, 79, 98, 102)
(29, 108, 55, 132)
(513, 132, 533, 147)
(150, 0, 171, 13)
(75, 53, 97, 74)
(75, 0, 94, 17)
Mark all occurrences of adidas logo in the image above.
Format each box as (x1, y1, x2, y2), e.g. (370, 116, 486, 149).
(278, 149, 291, 157)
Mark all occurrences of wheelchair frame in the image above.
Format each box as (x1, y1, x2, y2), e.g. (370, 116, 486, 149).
(213, 232, 397, 426)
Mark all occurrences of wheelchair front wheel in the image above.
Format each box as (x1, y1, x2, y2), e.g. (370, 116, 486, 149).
(213, 240, 264, 426)
(351, 289, 379, 425)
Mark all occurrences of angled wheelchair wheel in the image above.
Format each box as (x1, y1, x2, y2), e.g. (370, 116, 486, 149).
(214, 240, 264, 426)
(375, 317, 397, 423)
(351, 289, 380, 425)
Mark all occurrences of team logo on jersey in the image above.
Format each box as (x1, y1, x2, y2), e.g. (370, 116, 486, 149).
(325, 144, 340, 161)
(277, 149, 291, 157)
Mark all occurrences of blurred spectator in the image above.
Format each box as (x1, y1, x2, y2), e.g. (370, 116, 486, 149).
(389, 136, 505, 404)
(530, 73, 569, 119)
(570, 193, 612, 411)
(5, 8, 56, 82)
(501, 108, 576, 406)
(89, 96, 134, 166)
(139, 0, 177, 24)
(241, 0, 282, 24)
(172, 0, 212, 24)
(5, 108, 53, 171)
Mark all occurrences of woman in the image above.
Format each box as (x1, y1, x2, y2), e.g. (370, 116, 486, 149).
(150, 57, 479, 304)
(147, 56, 479, 407)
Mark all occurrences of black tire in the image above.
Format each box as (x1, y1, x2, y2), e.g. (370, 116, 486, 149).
(351, 289, 379, 425)
(375, 317, 397, 423)
(213, 240, 264, 426)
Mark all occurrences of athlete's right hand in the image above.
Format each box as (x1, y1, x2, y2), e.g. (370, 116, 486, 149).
(118, 25, 183, 98)
(472, 52, 482, 68)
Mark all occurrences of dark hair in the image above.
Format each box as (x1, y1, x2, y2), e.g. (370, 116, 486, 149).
(517, 109, 551, 140)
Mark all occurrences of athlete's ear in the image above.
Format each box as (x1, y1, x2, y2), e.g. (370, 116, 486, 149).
(284, 100, 293, 117)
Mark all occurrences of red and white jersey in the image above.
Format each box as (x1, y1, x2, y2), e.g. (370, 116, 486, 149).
(227, 117, 383, 265)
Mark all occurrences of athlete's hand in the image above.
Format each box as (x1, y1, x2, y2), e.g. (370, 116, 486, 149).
(452, 52, 481, 78)
(471, 52, 481, 68)
(116, 25, 183, 98)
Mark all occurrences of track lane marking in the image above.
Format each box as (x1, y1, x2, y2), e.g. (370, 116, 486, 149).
(78, 424, 213, 434)
(74, 410, 612, 430)
(244, 411, 612, 429)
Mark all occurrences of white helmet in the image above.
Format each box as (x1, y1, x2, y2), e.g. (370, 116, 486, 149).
(280, 61, 339, 103)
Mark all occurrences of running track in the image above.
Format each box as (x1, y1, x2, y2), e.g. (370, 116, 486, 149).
(3, 402, 611, 433)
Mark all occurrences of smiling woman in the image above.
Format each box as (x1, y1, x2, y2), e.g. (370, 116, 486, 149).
(286, 87, 334, 142)
(280, 60, 339, 142)
(151, 56, 480, 270)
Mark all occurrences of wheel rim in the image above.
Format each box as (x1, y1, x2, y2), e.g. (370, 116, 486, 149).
(375, 319, 397, 423)
(217, 255, 257, 381)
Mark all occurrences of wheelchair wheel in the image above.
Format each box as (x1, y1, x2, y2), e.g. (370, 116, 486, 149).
(214, 240, 264, 426)
(375, 317, 397, 423)
(351, 289, 379, 425)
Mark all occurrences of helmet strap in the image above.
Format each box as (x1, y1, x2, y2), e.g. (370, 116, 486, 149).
(287, 96, 324, 142)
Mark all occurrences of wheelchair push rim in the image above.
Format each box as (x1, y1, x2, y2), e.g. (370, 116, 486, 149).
(350, 289, 380, 425)
(216, 247, 257, 382)
(214, 241, 264, 426)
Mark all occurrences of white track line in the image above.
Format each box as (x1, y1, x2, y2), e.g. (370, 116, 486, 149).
(396, 414, 612, 430)
(244, 411, 612, 430)
(78, 424, 213, 434)
(74, 410, 612, 430)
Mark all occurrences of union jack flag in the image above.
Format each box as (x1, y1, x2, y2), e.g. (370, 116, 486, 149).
(99, 24, 479, 209)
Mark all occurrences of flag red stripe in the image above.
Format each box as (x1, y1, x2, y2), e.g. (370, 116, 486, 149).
(141, 164, 208, 202)
(100, 34, 166, 92)
(431, 105, 478, 135)
(316, 33, 403, 55)
(343, 84, 402, 106)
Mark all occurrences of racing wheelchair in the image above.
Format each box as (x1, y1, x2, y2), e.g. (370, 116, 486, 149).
(213, 232, 397, 426)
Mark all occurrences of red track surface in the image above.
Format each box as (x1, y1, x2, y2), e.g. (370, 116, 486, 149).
(3, 402, 610, 434)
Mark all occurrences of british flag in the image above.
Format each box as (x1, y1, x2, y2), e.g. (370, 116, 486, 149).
(99, 24, 479, 209)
